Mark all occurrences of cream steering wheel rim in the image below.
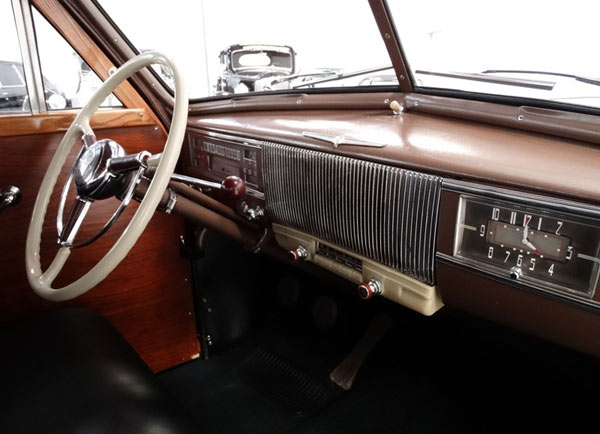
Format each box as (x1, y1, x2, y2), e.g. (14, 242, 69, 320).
(26, 51, 188, 301)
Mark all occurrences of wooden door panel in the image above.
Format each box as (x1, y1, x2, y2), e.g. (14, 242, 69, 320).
(0, 124, 199, 372)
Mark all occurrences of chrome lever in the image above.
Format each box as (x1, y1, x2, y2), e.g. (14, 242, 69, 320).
(170, 173, 246, 201)
(0, 186, 22, 213)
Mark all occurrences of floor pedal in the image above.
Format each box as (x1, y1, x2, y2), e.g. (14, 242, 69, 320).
(238, 346, 343, 417)
(329, 312, 393, 390)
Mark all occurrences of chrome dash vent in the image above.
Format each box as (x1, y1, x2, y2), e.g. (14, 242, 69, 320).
(262, 142, 442, 285)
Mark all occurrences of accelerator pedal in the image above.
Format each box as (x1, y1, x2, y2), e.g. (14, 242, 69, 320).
(329, 312, 393, 390)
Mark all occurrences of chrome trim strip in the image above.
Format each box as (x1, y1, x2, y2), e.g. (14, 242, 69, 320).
(578, 253, 600, 264)
(171, 173, 222, 190)
(443, 178, 600, 219)
(190, 129, 264, 148)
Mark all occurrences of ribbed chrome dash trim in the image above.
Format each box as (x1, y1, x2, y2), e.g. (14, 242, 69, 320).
(262, 143, 441, 285)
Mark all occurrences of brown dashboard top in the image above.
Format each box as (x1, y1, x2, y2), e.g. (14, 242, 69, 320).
(188, 109, 600, 204)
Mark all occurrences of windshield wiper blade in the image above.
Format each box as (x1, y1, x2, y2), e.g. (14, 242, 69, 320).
(481, 70, 600, 87)
(415, 70, 555, 90)
(292, 65, 394, 89)
(268, 70, 342, 86)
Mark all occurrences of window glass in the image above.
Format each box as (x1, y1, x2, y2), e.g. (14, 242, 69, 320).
(97, 0, 396, 99)
(388, 0, 600, 110)
(32, 8, 121, 110)
(0, 1, 29, 114)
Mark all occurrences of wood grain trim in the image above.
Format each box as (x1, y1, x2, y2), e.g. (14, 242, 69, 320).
(0, 126, 198, 372)
(31, 0, 166, 134)
(0, 108, 154, 137)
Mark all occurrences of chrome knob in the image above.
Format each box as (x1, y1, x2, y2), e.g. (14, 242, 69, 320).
(240, 201, 265, 221)
(510, 266, 523, 280)
(358, 279, 382, 300)
(0, 186, 22, 213)
(288, 246, 309, 263)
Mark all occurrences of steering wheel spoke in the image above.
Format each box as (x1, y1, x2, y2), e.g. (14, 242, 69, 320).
(82, 132, 96, 149)
(59, 197, 92, 247)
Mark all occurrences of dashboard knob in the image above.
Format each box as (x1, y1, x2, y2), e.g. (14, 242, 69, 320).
(288, 246, 309, 263)
(510, 266, 523, 280)
(221, 176, 246, 201)
(358, 279, 382, 300)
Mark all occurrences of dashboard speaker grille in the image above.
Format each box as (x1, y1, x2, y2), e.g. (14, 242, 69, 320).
(262, 142, 442, 285)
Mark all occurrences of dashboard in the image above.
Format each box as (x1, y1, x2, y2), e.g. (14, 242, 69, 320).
(182, 106, 600, 357)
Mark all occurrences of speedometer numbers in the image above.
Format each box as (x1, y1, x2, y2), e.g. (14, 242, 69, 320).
(455, 196, 600, 298)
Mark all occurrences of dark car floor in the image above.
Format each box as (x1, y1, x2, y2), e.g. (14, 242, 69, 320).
(159, 302, 600, 434)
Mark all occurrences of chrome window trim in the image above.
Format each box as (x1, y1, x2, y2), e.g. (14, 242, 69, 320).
(11, 0, 46, 113)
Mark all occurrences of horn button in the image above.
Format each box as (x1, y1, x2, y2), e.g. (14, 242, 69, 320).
(74, 139, 130, 200)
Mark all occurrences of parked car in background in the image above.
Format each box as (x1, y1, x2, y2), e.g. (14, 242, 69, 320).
(0, 60, 70, 112)
(214, 44, 295, 95)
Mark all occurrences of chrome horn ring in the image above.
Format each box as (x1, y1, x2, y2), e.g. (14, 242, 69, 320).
(56, 140, 151, 248)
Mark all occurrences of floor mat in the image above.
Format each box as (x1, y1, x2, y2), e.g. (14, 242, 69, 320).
(238, 346, 343, 418)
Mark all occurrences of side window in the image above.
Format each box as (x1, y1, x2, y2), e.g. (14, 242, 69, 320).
(32, 9, 121, 110)
(0, 1, 29, 114)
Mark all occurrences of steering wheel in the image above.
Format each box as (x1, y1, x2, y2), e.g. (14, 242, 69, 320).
(26, 51, 188, 301)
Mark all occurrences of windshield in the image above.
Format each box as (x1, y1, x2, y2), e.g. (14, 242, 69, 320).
(97, 0, 396, 99)
(387, 0, 600, 109)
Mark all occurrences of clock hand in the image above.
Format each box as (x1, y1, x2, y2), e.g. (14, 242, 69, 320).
(523, 239, 541, 253)
(521, 224, 541, 253)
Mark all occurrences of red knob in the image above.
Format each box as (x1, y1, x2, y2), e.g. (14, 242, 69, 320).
(221, 176, 246, 201)
(357, 279, 382, 300)
(288, 246, 309, 263)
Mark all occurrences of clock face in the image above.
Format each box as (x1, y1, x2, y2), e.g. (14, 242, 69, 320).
(454, 196, 600, 298)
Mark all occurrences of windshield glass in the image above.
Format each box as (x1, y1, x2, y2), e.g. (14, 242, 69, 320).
(387, 0, 600, 109)
(97, 0, 396, 99)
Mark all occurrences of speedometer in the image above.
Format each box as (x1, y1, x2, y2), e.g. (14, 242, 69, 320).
(454, 195, 600, 298)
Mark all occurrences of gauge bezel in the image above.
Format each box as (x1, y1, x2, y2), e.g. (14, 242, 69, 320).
(441, 179, 600, 307)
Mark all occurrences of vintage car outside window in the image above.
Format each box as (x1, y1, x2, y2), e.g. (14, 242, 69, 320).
(96, 0, 397, 100)
(31, 9, 122, 110)
(0, 1, 29, 114)
(387, 0, 600, 110)
(0, 2, 121, 114)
